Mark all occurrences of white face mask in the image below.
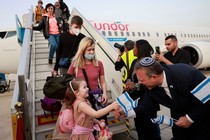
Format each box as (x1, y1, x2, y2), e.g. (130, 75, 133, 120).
(72, 27, 81, 36)
(84, 53, 95, 60)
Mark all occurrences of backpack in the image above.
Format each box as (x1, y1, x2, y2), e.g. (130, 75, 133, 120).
(43, 74, 74, 100)
(40, 96, 62, 119)
(58, 108, 75, 133)
(52, 101, 84, 140)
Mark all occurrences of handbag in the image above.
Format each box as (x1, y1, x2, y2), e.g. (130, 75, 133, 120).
(89, 88, 105, 110)
(59, 57, 71, 68)
(82, 69, 105, 110)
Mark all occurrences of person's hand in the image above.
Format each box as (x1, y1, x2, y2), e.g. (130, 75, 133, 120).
(157, 53, 166, 62)
(153, 53, 160, 60)
(27, 27, 32, 30)
(111, 101, 120, 110)
(175, 116, 192, 128)
(59, 23, 63, 28)
(51, 70, 58, 77)
(99, 120, 106, 129)
(125, 80, 134, 91)
(101, 93, 107, 104)
(113, 108, 125, 119)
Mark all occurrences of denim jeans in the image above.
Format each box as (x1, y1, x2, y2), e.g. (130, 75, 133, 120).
(48, 34, 60, 59)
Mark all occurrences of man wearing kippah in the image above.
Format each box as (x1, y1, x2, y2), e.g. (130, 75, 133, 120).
(118, 57, 210, 140)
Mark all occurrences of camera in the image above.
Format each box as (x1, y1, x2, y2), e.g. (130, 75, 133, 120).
(114, 43, 124, 53)
(155, 46, 160, 54)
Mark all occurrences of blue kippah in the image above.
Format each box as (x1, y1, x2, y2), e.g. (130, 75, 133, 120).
(139, 57, 155, 67)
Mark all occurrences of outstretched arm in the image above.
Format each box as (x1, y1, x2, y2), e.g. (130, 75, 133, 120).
(78, 101, 119, 118)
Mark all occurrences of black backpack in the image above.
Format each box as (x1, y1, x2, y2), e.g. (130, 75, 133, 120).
(43, 74, 74, 100)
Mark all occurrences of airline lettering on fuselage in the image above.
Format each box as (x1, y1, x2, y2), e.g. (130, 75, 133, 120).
(93, 21, 129, 31)
(92, 21, 129, 42)
(107, 37, 127, 41)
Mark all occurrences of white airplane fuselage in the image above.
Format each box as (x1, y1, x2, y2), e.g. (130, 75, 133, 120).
(0, 34, 21, 74)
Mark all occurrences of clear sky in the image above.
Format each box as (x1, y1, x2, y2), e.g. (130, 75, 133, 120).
(1, 0, 210, 30)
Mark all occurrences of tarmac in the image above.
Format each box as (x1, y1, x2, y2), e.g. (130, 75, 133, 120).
(0, 83, 14, 140)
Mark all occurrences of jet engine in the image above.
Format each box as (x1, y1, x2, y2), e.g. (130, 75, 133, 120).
(181, 41, 210, 69)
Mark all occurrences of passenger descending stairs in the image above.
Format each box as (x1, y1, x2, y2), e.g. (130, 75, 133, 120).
(33, 31, 128, 140)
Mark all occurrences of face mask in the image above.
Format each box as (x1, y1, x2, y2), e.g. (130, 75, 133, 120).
(72, 27, 81, 36)
(84, 54, 95, 60)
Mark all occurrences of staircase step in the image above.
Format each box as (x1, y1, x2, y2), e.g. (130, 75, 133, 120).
(36, 123, 55, 140)
(35, 89, 45, 100)
(35, 80, 47, 89)
(35, 44, 49, 48)
(35, 48, 49, 53)
(109, 123, 128, 135)
(35, 110, 59, 126)
(35, 99, 42, 112)
(35, 58, 55, 65)
(35, 53, 49, 59)
(36, 64, 54, 73)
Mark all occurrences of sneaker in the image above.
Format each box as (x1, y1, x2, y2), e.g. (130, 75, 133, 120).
(48, 59, 52, 64)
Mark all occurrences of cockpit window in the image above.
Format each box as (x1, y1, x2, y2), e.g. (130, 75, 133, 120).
(6, 31, 16, 38)
(0, 31, 16, 39)
(0, 31, 7, 39)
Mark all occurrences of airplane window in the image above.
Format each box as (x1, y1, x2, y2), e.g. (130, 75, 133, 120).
(0, 31, 7, 39)
(201, 34, 203, 38)
(114, 31, 118, 36)
(184, 34, 186, 37)
(164, 33, 167, 37)
(156, 33, 159, 37)
(142, 32, 145, 37)
(108, 31, 112, 36)
(132, 32, 135, 36)
(204, 34, 206, 38)
(102, 31, 106, 36)
(190, 34, 193, 38)
(193, 34, 196, 38)
(147, 32, 150, 37)
(6, 31, 16, 38)
(121, 32, 124, 36)
(188, 34, 190, 37)
(180, 34, 183, 37)
(196, 34, 198, 38)
(138, 32, 141, 37)
(126, 32, 130, 36)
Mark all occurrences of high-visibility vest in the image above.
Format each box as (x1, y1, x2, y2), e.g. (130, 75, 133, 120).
(121, 50, 137, 88)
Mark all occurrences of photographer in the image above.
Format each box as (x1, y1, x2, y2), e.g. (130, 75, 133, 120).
(114, 40, 136, 89)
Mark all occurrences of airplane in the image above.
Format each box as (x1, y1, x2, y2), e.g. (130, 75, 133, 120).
(0, 28, 21, 74)
(1, 20, 210, 75)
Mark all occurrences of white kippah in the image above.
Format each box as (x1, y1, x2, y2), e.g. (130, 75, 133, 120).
(139, 57, 155, 67)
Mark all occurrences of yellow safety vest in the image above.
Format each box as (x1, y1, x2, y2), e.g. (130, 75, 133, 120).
(121, 50, 137, 89)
